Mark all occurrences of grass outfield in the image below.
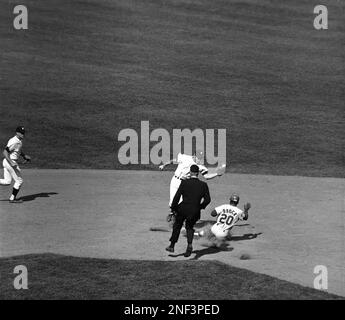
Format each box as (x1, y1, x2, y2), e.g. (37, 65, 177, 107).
(0, 254, 342, 300)
(0, 0, 344, 176)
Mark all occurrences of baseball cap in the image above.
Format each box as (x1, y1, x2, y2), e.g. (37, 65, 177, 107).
(230, 193, 240, 202)
(190, 164, 199, 173)
(16, 126, 25, 134)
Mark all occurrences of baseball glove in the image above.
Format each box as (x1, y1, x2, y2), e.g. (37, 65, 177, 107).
(244, 202, 251, 211)
(216, 163, 226, 176)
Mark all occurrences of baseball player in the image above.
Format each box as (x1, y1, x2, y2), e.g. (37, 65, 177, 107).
(195, 193, 251, 243)
(0, 126, 31, 203)
(159, 150, 224, 209)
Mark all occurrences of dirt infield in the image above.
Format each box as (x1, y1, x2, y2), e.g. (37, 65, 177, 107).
(0, 169, 343, 296)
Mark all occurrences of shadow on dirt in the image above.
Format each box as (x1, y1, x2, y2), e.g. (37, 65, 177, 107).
(171, 232, 262, 259)
(191, 245, 234, 260)
(230, 233, 262, 241)
(18, 192, 58, 202)
(169, 243, 233, 260)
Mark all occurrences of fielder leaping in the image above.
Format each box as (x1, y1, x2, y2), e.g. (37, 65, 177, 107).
(159, 150, 225, 207)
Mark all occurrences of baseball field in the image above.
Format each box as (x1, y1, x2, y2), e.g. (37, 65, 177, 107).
(0, 0, 344, 299)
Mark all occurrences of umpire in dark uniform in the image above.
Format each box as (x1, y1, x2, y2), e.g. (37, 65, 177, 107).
(166, 164, 211, 257)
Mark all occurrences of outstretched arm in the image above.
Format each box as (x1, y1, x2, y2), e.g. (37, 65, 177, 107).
(200, 184, 211, 209)
(159, 158, 177, 170)
(201, 163, 226, 180)
(242, 203, 251, 220)
(203, 172, 219, 180)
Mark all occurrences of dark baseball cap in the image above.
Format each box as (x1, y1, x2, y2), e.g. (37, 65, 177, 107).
(230, 193, 240, 202)
(190, 164, 199, 173)
(16, 126, 25, 134)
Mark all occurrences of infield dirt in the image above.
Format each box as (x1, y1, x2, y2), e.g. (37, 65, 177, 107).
(0, 169, 343, 296)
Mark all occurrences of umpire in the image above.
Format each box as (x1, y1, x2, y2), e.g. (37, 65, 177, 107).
(166, 164, 211, 257)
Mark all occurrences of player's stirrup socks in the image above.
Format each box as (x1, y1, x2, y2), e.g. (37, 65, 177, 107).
(10, 187, 20, 200)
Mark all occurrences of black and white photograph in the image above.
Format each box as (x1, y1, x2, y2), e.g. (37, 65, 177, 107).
(0, 0, 344, 305)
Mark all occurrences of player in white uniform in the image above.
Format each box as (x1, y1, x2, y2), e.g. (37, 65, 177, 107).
(196, 194, 251, 243)
(0, 126, 31, 203)
(159, 150, 223, 209)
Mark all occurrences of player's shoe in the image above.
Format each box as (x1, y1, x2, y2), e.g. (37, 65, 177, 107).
(193, 228, 209, 239)
(165, 246, 174, 253)
(9, 199, 23, 203)
(184, 245, 193, 257)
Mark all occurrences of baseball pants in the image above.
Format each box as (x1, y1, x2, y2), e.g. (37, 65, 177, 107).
(0, 159, 23, 189)
(169, 176, 182, 207)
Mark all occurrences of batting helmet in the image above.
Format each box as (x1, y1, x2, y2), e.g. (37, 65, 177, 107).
(16, 126, 25, 135)
(229, 193, 240, 205)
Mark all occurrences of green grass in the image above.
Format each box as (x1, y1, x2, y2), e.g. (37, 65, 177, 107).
(0, 254, 342, 300)
(0, 0, 344, 176)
